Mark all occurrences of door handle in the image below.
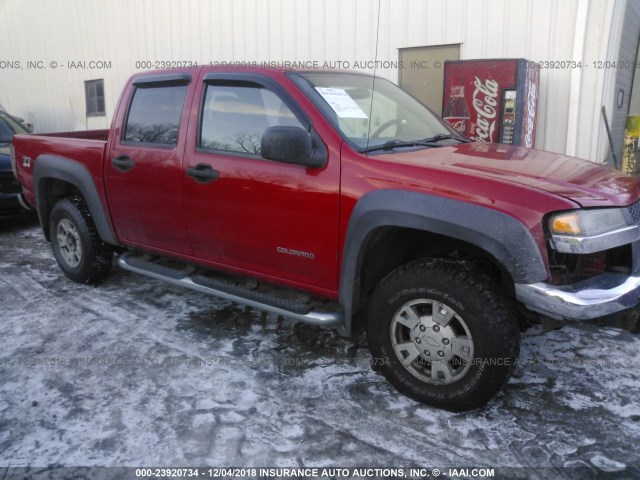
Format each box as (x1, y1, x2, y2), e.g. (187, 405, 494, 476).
(187, 163, 219, 184)
(111, 155, 136, 172)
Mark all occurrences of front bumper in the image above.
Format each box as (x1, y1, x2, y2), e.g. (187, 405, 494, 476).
(0, 192, 30, 216)
(515, 273, 640, 320)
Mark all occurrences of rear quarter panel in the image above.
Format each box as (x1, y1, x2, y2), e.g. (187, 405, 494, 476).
(13, 133, 108, 208)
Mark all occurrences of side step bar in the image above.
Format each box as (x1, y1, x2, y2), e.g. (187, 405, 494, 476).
(118, 252, 343, 327)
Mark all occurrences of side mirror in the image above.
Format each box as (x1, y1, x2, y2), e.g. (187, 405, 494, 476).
(261, 126, 324, 168)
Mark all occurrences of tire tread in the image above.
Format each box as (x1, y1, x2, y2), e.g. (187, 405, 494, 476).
(367, 257, 520, 411)
(50, 196, 113, 284)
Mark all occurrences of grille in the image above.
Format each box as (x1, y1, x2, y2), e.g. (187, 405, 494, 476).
(628, 201, 640, 224)
(0, 172, 21, 194)
(630, 203, 640, 224)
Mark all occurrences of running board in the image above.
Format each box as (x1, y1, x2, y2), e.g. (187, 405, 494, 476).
(118, 252, 343, 327)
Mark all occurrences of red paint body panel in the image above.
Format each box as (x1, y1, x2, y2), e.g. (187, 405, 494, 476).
(337, 142, 578, 279)
(104, 73, 197, 256)
(181, 69, 341, 291)
(384, 143, 640, 208)
(12, 66, 640, 301)
(14, 132, 108, 210)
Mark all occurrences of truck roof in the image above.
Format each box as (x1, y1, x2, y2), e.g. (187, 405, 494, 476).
(130, 65, 371, 80)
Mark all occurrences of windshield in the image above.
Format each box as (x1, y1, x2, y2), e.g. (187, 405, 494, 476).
(291, 72, 454, 151)
(0, 112, 29, 142)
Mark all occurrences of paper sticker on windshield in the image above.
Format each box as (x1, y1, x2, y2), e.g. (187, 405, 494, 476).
(315, 87, 368, 119)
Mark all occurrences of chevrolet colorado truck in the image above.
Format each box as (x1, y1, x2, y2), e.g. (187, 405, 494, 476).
(12, 67, 640, 411)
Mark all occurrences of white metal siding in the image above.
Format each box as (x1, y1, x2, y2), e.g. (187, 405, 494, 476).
(0, 0, 618, 161)
(609, 0, 640, 166)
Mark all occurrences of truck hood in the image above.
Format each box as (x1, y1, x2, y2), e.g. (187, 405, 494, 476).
(391, 143, 640, 207)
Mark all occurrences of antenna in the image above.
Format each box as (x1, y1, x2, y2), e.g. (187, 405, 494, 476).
(365, 0, 382, 151)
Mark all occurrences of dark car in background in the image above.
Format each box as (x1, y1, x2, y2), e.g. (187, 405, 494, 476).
(0, 110, 31, 216)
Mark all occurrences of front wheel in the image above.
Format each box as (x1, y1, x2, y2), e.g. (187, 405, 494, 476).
(367, 258, 519, 411)
(50, 196, 113, 284)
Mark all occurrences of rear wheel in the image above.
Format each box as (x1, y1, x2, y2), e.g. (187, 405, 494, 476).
(50, 196, 113, 283)
(367, 258, 519, 411)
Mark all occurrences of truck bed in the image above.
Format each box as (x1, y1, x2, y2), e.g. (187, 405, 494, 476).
(13, 130, 109, 208)
(35, 129, 110, 141)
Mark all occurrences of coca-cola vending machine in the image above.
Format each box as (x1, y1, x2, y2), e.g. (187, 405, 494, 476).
(442, 59, 540, 148)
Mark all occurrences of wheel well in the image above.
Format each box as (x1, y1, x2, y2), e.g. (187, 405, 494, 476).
(350, 226, 515, 330)
(38, 178, 82, 241)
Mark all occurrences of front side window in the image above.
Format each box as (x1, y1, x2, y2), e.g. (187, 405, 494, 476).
(123, 85, 188, 146)
(199, 83, 303, 155)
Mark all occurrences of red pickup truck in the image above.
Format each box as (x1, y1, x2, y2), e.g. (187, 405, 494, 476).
(12, 67, 640, 411)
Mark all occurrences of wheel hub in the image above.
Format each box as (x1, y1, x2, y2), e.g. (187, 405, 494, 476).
(390, 298, 475, 385)
(56, 218, 82, 267)
(66, 233, 77, 249)
(412, 315, 456, 362)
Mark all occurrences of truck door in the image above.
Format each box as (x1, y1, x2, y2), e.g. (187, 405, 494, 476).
(182, 73, 340, 294)
(105, 73, 195, 255)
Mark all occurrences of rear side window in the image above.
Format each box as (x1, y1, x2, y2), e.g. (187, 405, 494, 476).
(124, 85, 188, 146)
(199, 84, 303, 155)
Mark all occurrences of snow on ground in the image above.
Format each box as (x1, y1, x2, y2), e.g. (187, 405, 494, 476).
(1, 216, 639, 477)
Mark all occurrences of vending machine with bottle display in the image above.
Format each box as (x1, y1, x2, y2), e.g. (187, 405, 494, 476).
(442, 59, 540, 148)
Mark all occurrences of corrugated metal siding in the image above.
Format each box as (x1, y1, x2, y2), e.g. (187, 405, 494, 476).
(609, 0, 640, 166)
(0, 0, 617, 161)
(572, 0, 613, 163)
(462, 0, 579, 157)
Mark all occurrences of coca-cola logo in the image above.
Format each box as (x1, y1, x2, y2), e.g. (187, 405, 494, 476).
(470, 77, 498, 142)
(524, 80, 537, 148)
(447, 118, 467, 135)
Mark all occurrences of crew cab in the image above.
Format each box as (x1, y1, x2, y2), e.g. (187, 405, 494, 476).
(12, 67, 640, 411)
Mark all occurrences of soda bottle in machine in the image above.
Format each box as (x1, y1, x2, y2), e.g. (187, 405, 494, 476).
(443, 85, 470, 137)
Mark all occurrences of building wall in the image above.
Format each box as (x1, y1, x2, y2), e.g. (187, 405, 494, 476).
(609, 0, 640, 166)
(0, 0, 621, 162)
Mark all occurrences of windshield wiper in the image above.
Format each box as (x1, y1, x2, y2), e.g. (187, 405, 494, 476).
(421, 133, 472, 144)
(359, 140, 440, 154)
(359, 131, 473, 154)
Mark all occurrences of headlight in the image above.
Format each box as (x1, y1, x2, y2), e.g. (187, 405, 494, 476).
(550, 209, 627, 237)
(549, 208, 639, 254)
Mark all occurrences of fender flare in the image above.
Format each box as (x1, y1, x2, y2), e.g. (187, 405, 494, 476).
(33, 154, 118, 245)
(339, 190, 547, 333)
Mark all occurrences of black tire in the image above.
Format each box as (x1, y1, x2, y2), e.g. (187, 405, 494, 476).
(49, 196, 113, 284)
(367, 258, 519, 412)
